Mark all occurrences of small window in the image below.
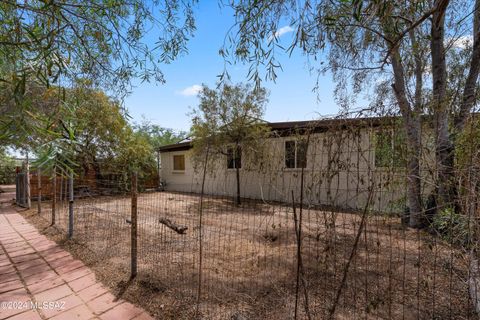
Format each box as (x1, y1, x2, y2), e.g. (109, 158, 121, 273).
(173, 155, 185, 171)
(374, 130, 406, 168)
(285, 140, 307, 168)
(227, 146, 242, 169)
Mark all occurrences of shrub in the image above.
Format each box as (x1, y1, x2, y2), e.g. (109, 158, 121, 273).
(431, 208, 471, 247)
(0, 154, 16, 185)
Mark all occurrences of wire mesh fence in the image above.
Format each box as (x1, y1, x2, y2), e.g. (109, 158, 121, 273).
(22, 116, 480, 319)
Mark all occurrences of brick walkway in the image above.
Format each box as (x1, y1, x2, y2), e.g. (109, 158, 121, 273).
(0, 186, 153, 320)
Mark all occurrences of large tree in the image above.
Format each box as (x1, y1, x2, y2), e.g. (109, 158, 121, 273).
(0, 0, 196, 162)
(31, 85, 154, 177)
(191, 83, 269, 205)
(133, 119, 187, 150)
(222, 0, 480, 227)
(133, 119, 187, 183)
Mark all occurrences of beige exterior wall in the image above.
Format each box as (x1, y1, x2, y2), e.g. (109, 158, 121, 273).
(160, 126, 435, 214)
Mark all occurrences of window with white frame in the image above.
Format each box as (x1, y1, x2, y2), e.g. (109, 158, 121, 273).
(285, 140, 307, 168)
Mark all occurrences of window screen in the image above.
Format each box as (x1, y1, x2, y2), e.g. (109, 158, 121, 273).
(173, 155, 185, 171)
(285, 140, 307, 169)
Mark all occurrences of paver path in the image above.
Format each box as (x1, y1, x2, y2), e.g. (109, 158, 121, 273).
(0, 186, 153, 320)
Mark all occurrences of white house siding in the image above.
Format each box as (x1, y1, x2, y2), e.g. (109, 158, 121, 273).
(159, 150, 197, 192)
(160, 125, 434, 214)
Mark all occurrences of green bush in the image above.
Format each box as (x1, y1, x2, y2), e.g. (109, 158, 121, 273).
(0, 154, 16, 185)
(431, 208, 471, 247)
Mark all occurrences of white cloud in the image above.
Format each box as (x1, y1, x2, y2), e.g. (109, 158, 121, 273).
(449, 35, 473, 49)
(176, 84, 202, 96)
(269, 25, 294, 41)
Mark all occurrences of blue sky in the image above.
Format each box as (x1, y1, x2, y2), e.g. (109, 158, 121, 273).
(125, 2, 341, 132)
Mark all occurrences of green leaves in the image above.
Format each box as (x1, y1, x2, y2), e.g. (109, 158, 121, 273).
(133, 119, 186, 150)
(1, 0, 198, 159)
(0, 150, 16, 184)
(13, 73, 26, 104)
(190, 82, 270, 170)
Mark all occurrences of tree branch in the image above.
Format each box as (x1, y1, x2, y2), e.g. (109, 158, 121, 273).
(455, 0, 480, 131)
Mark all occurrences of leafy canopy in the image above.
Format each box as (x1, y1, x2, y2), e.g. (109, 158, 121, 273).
(222, 0, 478, 115)
(133, 119, 187, 150)
(32, 86, 176, 175)
(0, 0, 197, 159)
(190, 83, 270, 168)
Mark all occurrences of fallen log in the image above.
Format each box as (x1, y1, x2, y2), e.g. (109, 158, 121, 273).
(159, 217, 188, 234)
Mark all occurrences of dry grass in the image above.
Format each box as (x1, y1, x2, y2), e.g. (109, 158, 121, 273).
(21, 191, 475, 319)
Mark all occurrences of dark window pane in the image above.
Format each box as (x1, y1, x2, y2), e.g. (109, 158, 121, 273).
(227, 147, 235, 169)
(235, 146, 242, 169)
(296, 141, 308, 168)
(285, 141, 296, 168)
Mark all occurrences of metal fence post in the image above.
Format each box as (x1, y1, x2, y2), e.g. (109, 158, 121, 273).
(68, 173, 74, 239)
(51, 168, 56, 225)
(25, 158, 31, 209)
(131, 172, 138, 278)
(157, 150, 161, 189)
(15, 173, 19, 206)
(60, 175, 64, 203)
(37, 168, 41, 214)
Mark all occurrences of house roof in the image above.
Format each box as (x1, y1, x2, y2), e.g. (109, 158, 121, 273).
(158, 140, 193, 152)
(267, 116, 395, 131)
(157, 116, 399, 152)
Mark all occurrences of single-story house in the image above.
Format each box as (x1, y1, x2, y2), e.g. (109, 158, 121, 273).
(158, 116, 436, 214)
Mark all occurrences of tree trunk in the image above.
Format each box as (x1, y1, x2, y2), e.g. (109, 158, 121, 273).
(406, 29, 426, 227)
(431, 0, 455, 210)
(405, 117, 424, 227)
(235, 165, 241, 206)
(390, 48, 424, 228)
(159, 217, 188, 234)
(435, 116, 456, 210)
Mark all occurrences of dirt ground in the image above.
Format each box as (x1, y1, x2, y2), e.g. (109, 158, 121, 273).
(20, 191, 475, 319)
